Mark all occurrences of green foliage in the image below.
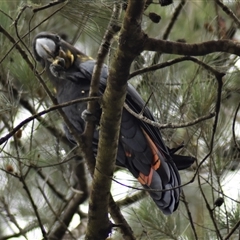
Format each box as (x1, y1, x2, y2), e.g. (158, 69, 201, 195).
(1, 0, 240, 239)
(131, 199, 181, 239)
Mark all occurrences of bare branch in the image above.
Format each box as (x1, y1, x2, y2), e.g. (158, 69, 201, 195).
(216, 0, 240, 28)
(198, 173, 223, 240)
(48, 156, 89, 239)
(0, 73, 69, 146)
(144, 38, 240, 56)
(116, 191, 147, 207)
(48, 193, 88, 239)
(0, 8, 13, 20)
(232, 101, 240, 152)
(35, 169, 68, 202)
(163, 0, 186, 40)
(130, 56, 225, 79)
(224, 219, 240, 240)
(108, 195, 136, 240)
(32, 0, 67, 13)
(0, 96, 99, 146)
(37, 183, 76, 240)
(0, 223, 39, 240)
(181, 191, 198, 240)
(124, 103, 215, 129)
(77, 2, 135, 240)
(152, 0, 186, 64)
(190, 73, 223, 186)
(85, 0, 146, 238)
(83, 1, 121, 172)
(1, 197, 28, 239)
(130, 56, 190, 79)
(19, 175, 47, 239)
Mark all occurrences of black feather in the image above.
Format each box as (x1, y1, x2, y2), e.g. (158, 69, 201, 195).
(33, 32, 195, 214)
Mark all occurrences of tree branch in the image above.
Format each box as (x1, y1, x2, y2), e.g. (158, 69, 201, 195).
(1, 197, 28, 239)
(232, 101, 240, 152)
(197, 172, 223, 240)
(116, 191, 147, 207)
(152, 0, 186, 64)
(85, 0, 146, 239)
(108, 195, 135, 240)
(83, 1, 121, 176)
(181, 191, 198, 240)
(215, 0, 240, 28)
(224, 219, 240, 240)
(73, 2, 136, 240)
(144, 38, 240, 56)
(124, 103, 215, 129)
(0, 74, 70, 146)
(190, 72, 224, 183)
(0, 97, 99, 146)
(48, 160, 89, 239)
(32, 0, 67, 13)
(0, 223, 39, 240)
(37, 184, 76, 239)
(19, 175, 47, 239)
(130, 55, 225, 79)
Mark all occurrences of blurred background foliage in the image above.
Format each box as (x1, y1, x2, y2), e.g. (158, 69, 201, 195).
(0, 0, 240, 239)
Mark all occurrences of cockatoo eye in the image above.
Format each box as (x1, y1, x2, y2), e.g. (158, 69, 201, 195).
(55, 35, 61, 42)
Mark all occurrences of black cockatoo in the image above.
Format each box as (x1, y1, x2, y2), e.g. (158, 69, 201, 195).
(32, 32, 195, 215)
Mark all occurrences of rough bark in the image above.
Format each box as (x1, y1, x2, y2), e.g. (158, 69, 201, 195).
(144, 38, 240, 56)
(85, 1, 147, 239)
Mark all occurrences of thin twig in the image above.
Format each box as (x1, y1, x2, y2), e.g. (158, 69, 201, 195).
(129, 56, 225, 80)
(48, 190, 88, 239)
(152, 0, 186, 65)
(0, 24, 55, 101)
(0, 148, 77, 170)
(0, 223, 39, 240)
(0, 96, 99, 145)
(198, 170, 223, 240)
(48, 154, 89, 239)
(190, 73, 224, 192)
(14, 5, 34, 63)
(214, 0, 221, 40)
(163, 0, 186, 40)
(19, 175, 47, 239)
(216, 0, 240, 28)
(1, 198, 28, 239)
(139, 92, 153, 115)
(124, 103, 215, 129)
(32, 0, 67, 13)
(35, 169, 68, 202)
(116, 191, 146, 207)
(224, 219, 240, 240)
(130, 56, 189, 79)
(0, 8, 13, 20)
(0, 2, 67, 65)
(37, 183, 76, 239)
(181, 191, 198, 240)
(232, 101, 240, 152)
